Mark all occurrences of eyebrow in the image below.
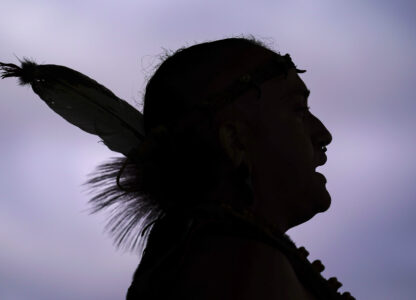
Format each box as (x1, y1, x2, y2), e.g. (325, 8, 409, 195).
(281, 87, 310, 103)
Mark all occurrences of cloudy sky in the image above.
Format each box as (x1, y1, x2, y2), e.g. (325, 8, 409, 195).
(1, 0, 415, 299)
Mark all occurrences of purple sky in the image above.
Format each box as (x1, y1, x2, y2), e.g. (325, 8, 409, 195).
(1, 1, 415, 299)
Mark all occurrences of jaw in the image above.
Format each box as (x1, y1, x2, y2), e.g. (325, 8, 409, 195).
(285, 179, 332, 229)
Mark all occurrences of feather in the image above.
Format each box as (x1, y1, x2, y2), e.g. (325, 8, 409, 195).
(82, 156, 162, 253)
(0, 58, 145, 159)
(1, 57, 154, 252)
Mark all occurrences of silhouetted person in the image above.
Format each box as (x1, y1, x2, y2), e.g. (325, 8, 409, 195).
(123, 37, 350, 299)
(0, 37, 355, 299)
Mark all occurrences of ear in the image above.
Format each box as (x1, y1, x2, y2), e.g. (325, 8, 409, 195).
(218, 121, 249, 168)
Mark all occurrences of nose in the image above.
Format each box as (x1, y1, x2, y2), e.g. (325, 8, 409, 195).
(311, 114, 332, 149)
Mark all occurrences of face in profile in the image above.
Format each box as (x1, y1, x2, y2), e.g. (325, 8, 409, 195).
(239, 67, 333, 231)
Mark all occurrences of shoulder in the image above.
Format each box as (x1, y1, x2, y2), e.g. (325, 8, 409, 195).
(174, 234, 315, 300)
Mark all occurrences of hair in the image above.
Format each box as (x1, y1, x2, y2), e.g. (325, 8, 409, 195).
(83, 36, 305, 253)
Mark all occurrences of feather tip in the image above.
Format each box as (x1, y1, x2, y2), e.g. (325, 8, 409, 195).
(0, 57, 39, 86)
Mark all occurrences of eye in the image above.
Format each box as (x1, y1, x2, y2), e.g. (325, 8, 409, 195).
(295, 106, 311, 119)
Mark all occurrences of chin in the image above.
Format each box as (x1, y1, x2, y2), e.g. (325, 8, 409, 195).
(294, 189, 332, 227)
(315, 189, 332, 213)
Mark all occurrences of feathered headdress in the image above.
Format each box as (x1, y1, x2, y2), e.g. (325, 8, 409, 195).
(0, 58, 157, 252)
(0, 54, 303, 252)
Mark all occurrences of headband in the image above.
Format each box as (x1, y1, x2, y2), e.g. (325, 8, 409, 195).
(0, 54, 303, 163)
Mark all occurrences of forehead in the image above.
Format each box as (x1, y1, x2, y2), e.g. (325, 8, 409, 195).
(262, 68, 309, 102)
(207, 51, 308, 123)
(208, 51, 308, 108)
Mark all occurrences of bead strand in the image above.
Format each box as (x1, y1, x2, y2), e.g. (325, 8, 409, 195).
(219, 203, 355, 299)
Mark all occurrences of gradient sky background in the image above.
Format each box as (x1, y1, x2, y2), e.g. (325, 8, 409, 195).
(1, 0, 415, 299)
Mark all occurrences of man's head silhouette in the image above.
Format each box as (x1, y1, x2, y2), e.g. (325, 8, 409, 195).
(141, 37, 332, 234)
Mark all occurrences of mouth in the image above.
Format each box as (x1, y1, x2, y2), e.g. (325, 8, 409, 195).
(314, 151, 327, 183)
(314, 151, 327, 170)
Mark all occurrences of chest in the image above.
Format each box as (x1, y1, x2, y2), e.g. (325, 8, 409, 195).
(176, 234, 318, 299)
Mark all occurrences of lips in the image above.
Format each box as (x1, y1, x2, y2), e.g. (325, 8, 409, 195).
(314, 151, 328, 183)
(314, 151, 327, 170)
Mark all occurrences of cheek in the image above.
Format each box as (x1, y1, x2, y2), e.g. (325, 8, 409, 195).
(259, 125, 313, 170)
(251, 112, 314, 180)
(251, 133, 312, 192)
